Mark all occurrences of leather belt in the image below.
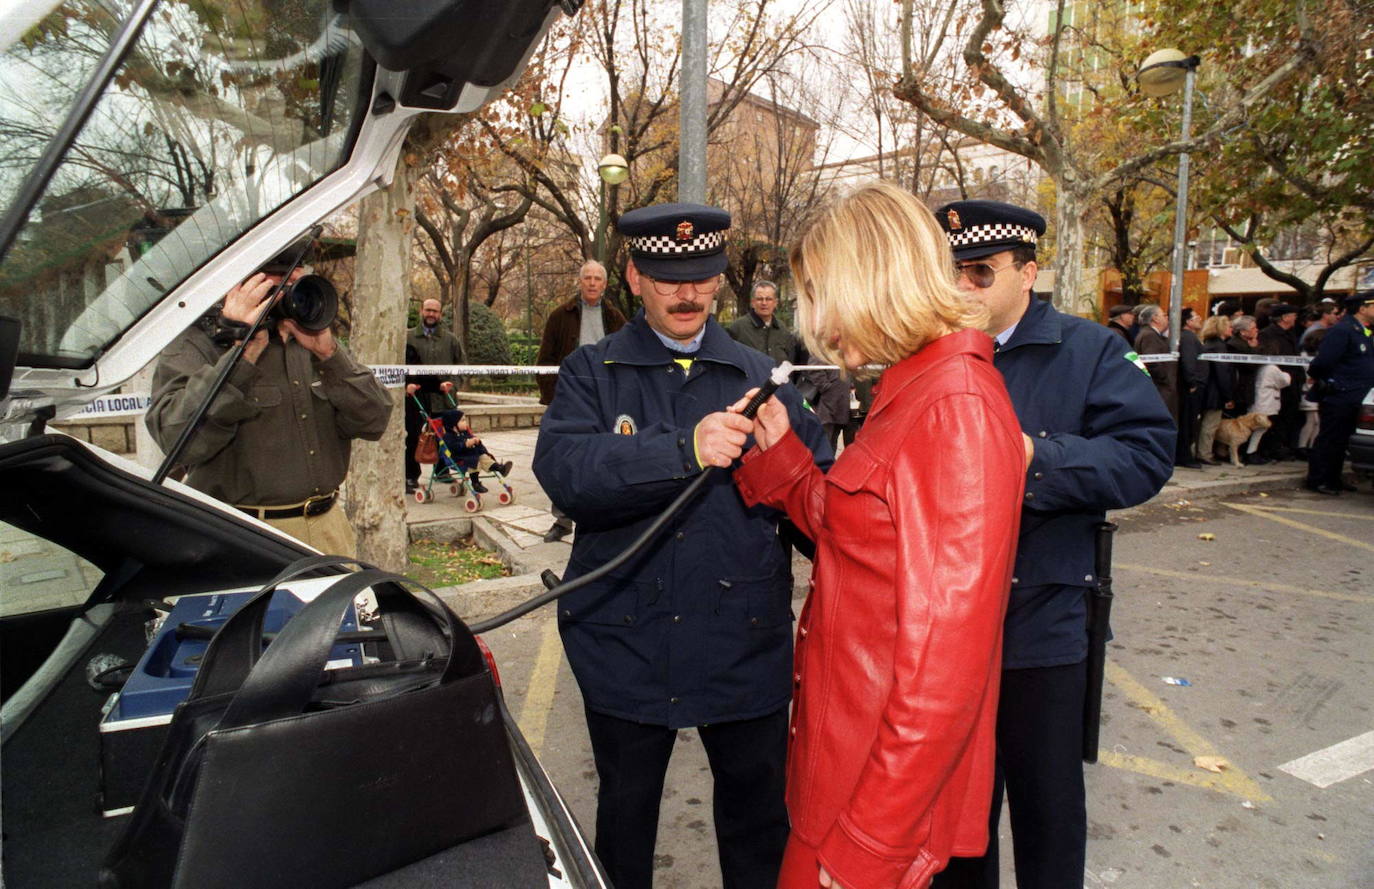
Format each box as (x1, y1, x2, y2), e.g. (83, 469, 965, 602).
(237, 492, 336, 520)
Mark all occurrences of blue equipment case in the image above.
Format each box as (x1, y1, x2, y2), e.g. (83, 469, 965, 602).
(98, 587, 365, 815)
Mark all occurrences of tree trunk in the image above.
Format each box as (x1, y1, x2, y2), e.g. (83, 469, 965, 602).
(345, 156, 416, 573)
(1052, 187, 1096, 318)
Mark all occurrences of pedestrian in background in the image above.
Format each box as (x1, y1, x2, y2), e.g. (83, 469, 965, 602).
(1227, 316, 1260, 416)
(1135, 306, 1177, 422)
(1258, 303, 1302, 460)
(405, 298, 463, 492)
(726, 280, 807, 366)
(1197, 315, 1236, 464)
(1176, 307, 1205, 468)
(534, 259, 627, 542)
(1106, 304, 1134, 344)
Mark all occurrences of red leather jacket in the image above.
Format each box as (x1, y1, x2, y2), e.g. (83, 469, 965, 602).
(735, 330, 1024, 889)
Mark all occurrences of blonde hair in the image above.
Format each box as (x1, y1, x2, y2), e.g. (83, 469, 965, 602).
(789, 181, 988, 370)
(1200, 314, 1231, 341)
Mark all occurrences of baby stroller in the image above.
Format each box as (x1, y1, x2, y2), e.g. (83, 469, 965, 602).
(410, 394, 515, 512)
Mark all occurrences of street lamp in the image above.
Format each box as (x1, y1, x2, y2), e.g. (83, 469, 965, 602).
(594, 153, 629, 265)
(1138, 48, 1201, 352)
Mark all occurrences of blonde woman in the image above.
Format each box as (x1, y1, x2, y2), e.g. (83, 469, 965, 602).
(1197, 314, 1235, 463)
(715, 183, 1027, 889)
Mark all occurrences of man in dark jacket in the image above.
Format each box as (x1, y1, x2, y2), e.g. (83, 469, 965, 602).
(533, 203, 831, 889)
(1106, 304, 1135, 344)
(1176, 307, 1205, 467)
(1304, 292, 1374, 494)
(535, 259, 627, 540)
(1227, 315, 1260, 415)
(1258, 303, 1303, 457)
(1135, 305, 1178, 422)
(931, 200, 1174, 889)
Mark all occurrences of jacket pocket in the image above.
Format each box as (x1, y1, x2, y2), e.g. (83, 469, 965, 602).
(558, 578, 649, 628)
(714, 574, 793, 629)
(248, 384, 282, 409)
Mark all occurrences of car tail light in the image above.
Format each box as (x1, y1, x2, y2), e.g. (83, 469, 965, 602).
(1359, 403, 1374, 431)
(475, 635, 501, 687)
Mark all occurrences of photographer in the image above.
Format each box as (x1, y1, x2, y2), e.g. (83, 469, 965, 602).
(145, 248, 391, 554)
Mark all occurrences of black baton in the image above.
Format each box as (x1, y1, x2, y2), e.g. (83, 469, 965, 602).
(1082, 521, 1117, 763)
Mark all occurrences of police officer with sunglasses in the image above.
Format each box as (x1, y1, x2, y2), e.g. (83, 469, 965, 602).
(930, 201, 1175, 889)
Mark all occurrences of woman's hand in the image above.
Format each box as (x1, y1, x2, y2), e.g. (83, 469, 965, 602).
(728, 388, 791, 451)
(818, 865, 844, 888)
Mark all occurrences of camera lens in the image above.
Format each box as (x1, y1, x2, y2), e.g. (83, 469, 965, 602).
(276, 275, 338, 331)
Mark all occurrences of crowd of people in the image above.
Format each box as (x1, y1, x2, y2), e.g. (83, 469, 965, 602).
(1103, 293, 1374, 495)
(143, 184, 1371, 889)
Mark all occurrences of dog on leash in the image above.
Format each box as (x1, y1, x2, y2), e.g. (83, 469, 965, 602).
(1214, 412, 1272, 466)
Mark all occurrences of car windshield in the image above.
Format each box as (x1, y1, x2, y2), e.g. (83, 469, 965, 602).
(0, 0, 369, 369)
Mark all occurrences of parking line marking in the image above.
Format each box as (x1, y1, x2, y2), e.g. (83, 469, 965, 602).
(517, 619, 563, 756)
(1225, 502, 1374, 554)
(1117, 562, 1372, 604)
(1104, 661, 1270, 801)
(1278, 730, 1374, 788)
(1245, 505, 1374, 520)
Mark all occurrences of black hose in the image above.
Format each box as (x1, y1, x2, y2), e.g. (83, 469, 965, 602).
(469, 362, 794, 634)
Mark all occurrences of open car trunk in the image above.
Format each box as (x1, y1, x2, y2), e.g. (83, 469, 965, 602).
(0, 436, 597, 887)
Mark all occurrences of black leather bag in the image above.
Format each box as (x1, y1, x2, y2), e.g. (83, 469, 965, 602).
(100, 555, 526, 889)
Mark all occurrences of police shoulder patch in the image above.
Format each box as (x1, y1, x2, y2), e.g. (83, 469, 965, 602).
(614, 414, 637, 435)
(1124, 350, 1150, 376)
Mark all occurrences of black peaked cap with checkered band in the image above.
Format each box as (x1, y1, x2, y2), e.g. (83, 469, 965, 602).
(936, 199, 1046, 261)
(617, 202, 731, 282)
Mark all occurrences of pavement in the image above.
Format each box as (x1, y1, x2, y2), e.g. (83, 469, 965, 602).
(412, 427, 1323, 623)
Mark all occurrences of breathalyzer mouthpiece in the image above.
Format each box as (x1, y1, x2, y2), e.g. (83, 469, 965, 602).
(741, 362, 793, 420)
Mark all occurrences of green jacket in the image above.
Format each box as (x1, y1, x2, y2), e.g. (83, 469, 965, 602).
(406, 325, 464, 412)
(725, 312, 806, 366)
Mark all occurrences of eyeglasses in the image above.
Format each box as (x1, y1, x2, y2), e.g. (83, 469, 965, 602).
(648, 276, 720, 297)
(954, 261, 1019, 289)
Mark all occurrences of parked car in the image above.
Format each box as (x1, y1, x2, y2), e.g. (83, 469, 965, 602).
(1348, 389, 1374, 478)
(0, 2, 605, 886)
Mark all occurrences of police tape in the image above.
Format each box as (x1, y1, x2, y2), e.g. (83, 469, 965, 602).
(62, 354, 1315, 419)
(1133, 352, 1310, 367)
(73, 394, 154, 418)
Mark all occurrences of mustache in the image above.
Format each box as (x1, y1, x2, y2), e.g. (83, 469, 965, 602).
(668, 301, 704, 313)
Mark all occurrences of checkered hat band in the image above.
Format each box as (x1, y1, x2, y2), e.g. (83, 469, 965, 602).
(948, 224, 1038, 248)
(628, 230, 726, 256)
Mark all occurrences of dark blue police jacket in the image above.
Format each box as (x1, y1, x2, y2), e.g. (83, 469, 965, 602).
(995, 295, 1175, 669)
(533, 311, 832, 728)
(1307, 314, 1374, 406)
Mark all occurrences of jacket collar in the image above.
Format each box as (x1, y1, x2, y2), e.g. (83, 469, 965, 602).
(603, 310, 751, 371)
(746, 310, 781, 330)
(563, 296, 605, 313)
(1000, 293, 1062, 352)
(869, 328, 995, 420)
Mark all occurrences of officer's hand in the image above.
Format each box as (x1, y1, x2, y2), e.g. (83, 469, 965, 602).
(406, 383, 420, 395)
(439, 381, 455, 393)
(280, 320, 337, 360)
(221, 273, 275, 326)
(1023, 432, 1035, 469)
(727, 388, 790, 451)
(695, 411, 753, 468)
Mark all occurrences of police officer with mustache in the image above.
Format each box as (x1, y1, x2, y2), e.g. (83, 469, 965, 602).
(533, 203, 831, 889)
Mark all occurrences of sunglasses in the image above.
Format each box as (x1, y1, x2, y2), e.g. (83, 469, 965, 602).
(954, 261, 1019, 289)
